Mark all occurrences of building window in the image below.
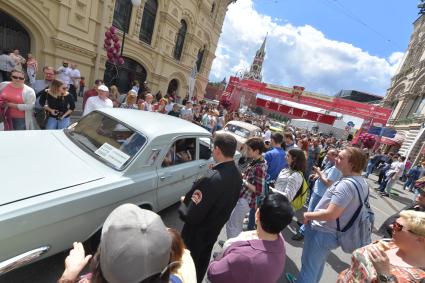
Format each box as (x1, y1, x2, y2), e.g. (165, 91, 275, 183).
(113, 1, 132, 33)
(174, 20, 187, 60)
(139, 0, 157, 45)
(415, 96, 425, 114)
(196, 46, 205, 73)
(211, 2, 216, 14)
(406, 95, 425, 116)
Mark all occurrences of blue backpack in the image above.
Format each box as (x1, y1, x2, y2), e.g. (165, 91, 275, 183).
(336, 178, 375, 253)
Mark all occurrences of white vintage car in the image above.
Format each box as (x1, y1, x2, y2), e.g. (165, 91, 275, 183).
(0, 109, 215, 274)
(216, 120, 263, 150)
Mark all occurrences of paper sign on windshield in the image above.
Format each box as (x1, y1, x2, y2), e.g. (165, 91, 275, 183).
(95, 143, 130, 168)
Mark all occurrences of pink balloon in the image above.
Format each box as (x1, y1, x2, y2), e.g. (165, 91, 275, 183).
(113, 35, 119, 42)
(114, 52, 120, 59)
(114, 42, 121, 49)
(107, 52, 113, 60)
(109, 26, 117, 34)
(107, 47, 114, 53)
(104, 38, 112, 46)
(104, 44, 109, 49)
(105, 31, 112, 39)
(118, 57, 124, 65)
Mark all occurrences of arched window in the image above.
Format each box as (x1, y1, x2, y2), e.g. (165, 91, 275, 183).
(174, 20, 187, 60)
(196, 46, 205, 73)
(104, 57, 147, 93)
(139, 0, 158, 44)
(113, 0, 132, 33)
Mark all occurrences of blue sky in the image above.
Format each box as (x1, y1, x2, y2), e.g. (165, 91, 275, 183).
(209, 0, 420, 96)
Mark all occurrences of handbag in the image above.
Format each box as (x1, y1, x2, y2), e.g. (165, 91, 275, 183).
(336, 178, 374, 253)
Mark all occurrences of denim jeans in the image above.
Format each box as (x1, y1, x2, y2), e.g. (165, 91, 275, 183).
(298, 225, 339, 283)
(45, 117, 70, 129)
(364, 161, 375, 178)
(403, 177, 416, 191)
(12, 118, 26, 130)
(299, 192, 323, 235)
(247, 207, 256, 230)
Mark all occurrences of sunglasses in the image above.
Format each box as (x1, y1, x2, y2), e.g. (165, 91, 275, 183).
(392, 221, 418, 235)
(11, 75, 25, 80)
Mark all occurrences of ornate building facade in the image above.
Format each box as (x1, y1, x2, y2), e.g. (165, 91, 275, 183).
(383, 13, 425, 163)
(0, 0, 235, 100)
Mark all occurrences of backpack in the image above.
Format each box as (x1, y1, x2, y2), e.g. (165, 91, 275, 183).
(336, 178, 375, 253)
(291, 172, 309, 211)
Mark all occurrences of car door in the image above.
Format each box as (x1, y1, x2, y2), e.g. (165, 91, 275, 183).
(156, 137, 206, 210)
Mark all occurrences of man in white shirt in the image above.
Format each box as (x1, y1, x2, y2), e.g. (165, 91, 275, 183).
(263, 126, 271, 142)
(164, 96, 174, 113)
(381, 155, 406, 197)
(69, 63, 81, 102)
(56, 61, 72, 87)
(83, 85, 113, 116)
(180, 101, 193, 121)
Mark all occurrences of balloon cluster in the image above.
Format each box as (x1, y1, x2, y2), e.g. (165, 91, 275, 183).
(219, 94, 232, 110)
(104, 26, 124, 65)
(359, 133, 376, 149)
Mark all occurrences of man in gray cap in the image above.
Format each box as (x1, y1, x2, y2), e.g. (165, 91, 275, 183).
(58, 204, 172, 283)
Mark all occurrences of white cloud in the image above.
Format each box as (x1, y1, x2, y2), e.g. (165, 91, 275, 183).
(209, 0, 404, 96)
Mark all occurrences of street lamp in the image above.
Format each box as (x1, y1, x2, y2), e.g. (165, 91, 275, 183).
(121, 0, 142, 57)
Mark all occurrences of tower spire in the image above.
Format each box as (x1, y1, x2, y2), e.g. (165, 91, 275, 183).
(258, 33, 267, 57)
(243, 33, 268, 82)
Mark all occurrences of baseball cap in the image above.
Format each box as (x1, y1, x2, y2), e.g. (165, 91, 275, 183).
(100, 204, 172, 283)
(98, 84, 109, 92)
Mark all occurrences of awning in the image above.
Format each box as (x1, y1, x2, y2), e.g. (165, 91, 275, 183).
(380, 137, 401, 146)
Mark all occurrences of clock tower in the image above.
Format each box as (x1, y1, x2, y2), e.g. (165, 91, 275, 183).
(243, 35, 267, 81)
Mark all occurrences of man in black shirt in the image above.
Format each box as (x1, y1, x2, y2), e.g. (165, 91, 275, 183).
(179, 133, 242, 282)
(378, 186, 425, 238)
(167, 103, 181, 117)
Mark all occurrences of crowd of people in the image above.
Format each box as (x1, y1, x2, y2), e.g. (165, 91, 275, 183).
(52, 128, 425, 283)
(2, 50, 425, 283)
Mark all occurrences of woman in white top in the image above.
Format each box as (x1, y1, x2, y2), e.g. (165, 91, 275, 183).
(274, 148, 307, 201)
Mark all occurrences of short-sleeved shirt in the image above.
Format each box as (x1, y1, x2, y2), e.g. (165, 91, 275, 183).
(313, 165, 342, 197)
(82, 96, 113, 116)
(312, 176, 368, 233)
(56, 66, 72, 85)
(0, 84, 24, 118)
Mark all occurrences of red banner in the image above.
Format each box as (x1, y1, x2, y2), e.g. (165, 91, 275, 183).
(256, 98, 337, 125)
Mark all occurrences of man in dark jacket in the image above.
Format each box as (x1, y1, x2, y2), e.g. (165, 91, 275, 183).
(179, 133, 242, 282)
(378, 186, 425, 238)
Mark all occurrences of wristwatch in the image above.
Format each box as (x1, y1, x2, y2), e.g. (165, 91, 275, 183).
(377, 273, 397, 282)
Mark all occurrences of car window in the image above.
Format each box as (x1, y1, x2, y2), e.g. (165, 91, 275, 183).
(162, 138, 197, 167)
(224, 124, 250, 138)
(200, 137, 212, 160)
(65, 112, 146, 170)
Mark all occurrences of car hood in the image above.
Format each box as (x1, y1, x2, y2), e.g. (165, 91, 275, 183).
(0, 131, 106, 206)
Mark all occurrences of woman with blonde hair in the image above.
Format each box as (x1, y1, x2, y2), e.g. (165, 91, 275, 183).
(155, 98, 168, 114)
(109, 85, 120, 107)
(338, 210, 425, 282)
(39, 79, 75, 129)
(120, 90, 138, 109)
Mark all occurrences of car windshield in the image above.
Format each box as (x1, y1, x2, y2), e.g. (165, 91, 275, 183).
(65, 112, 147, 170)
(224, 124, 251, 138)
